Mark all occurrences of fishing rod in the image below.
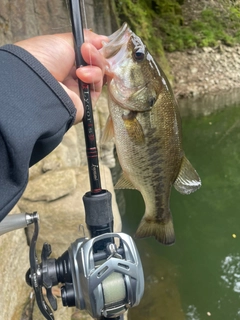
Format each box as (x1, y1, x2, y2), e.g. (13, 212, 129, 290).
(0, 1, 144, 319)
(70, 0, 101, 195)
(68, 0, 114, 247)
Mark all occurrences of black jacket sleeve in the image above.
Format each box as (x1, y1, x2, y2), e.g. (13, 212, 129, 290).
(0, 44, 77, 221)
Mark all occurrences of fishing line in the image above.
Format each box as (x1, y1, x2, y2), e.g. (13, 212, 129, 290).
(80, 1, 95, 98)
(81, 0, 88, 32)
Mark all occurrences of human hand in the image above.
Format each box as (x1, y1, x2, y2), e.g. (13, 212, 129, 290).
(15, 31, 109, 123)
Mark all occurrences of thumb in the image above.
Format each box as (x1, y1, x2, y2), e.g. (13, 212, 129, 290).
(59, 82, 84, 124)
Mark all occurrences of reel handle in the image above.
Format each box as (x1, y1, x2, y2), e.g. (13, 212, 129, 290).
(25, 217, 144, 320)
(25, 215, 55, 320)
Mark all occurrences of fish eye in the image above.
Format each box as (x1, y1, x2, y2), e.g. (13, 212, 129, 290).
(133, 48, 145, 61)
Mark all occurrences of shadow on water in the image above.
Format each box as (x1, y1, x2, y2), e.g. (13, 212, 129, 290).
(120, 89, 240, 320)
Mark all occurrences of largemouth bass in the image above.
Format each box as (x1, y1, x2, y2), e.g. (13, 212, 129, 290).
(100, 23, 201, 245)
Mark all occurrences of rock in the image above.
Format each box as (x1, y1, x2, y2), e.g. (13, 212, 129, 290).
(71, 310, 95, 320)
(0, 206, 30, 320)
(61, 126, 81, 168)
(202, 47, 213, 53)
(0, 0, 68, 46)
(0, 1, 122, 319)
(40, 127, 80, 173)
(42, 148, 65, 172)
(22, 168, 77, 202)
(76, 123, 88, 166)
(32, 295, 74, 320)
(18, 165, 121, 258)
(190, 67, 198, 74)
(187, 49, 198, 55)
(167, 43, 240, 98)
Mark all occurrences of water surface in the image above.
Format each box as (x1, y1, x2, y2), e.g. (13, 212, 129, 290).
(121, 92, 240, 320)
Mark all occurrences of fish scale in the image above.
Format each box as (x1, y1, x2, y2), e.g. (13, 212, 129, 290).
(100, 23, 201, 245)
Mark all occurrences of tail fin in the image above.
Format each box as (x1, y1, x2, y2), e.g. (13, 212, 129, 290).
(135, 217, 175, 245)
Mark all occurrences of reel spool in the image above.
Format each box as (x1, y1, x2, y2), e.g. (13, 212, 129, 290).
(64, 232, 144, 319)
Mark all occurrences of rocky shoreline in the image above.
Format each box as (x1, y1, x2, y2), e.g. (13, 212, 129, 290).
(167, 44, 240, 99)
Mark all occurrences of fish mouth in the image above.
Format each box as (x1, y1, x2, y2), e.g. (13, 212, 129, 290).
(100, 23, 131, 59)
(101, 24, 155, 112)
(108, 22, 129, 42)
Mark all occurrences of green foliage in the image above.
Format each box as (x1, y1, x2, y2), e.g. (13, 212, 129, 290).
(162, 7, 239, 50)
(114, 0, 164, 57)
(114, 0, 182, 76)
(114, 0, 240, 53)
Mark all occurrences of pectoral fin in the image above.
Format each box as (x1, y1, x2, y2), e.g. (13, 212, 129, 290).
(174, 156, 201, 195)
(115, 173, 136, 189)
(122, 111, 145, 145)
(101, 116, 114, 144)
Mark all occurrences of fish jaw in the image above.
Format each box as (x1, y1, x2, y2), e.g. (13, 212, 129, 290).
(101, 23, 140, 110)
(100, 22, 130, 61)
(101, 23, 161, 113)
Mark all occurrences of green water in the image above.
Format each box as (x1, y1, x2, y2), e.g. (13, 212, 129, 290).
(121, 100, 240, 320)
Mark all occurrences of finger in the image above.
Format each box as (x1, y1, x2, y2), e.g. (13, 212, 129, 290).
(81, 43, 109, 72)
(66, 66, 104, 94)
(76, 65, 104, 106)
(75, 66, 104, 108)
(84, 29, 109, 49)
(68, 66, 77, 80)
(57, 31, 108, 51)
(59, 82, 84, 124)
(76, 65, 103, 92)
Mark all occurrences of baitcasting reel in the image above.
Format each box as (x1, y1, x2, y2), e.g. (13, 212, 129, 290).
(25, 213, 144, 320)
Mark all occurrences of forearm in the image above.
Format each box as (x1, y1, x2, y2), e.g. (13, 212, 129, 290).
(0, 45, 76, 221)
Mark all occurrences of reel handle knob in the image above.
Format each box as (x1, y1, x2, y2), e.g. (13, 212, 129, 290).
(26, 216, 55, 320)
(41, 243, 58, 311)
